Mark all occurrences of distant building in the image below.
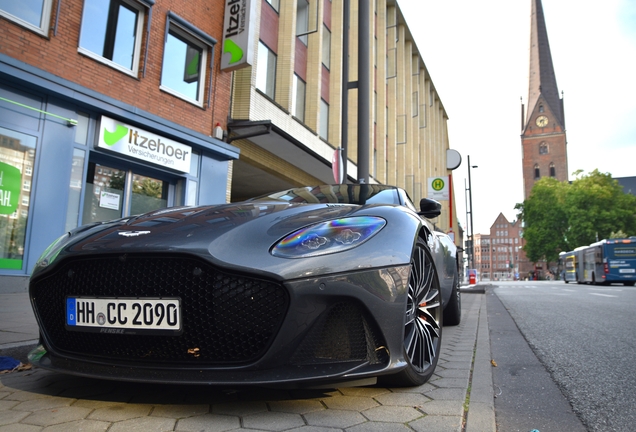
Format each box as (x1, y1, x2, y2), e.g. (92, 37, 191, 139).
(473, 214, 533, 281)
(520, 0, 569, 200)
(616, 176, 636, 196)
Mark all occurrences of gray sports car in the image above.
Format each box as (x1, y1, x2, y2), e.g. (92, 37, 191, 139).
(28, 184, 461, 388)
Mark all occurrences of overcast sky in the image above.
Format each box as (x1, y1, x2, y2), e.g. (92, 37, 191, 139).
(398, 0, 636, 235)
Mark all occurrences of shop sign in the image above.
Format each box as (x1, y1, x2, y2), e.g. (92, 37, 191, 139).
(0, 162, 20, 215)
(428, 176, 449, 201)
(97, 116, 191, 173)
(220, 0, 256, 71)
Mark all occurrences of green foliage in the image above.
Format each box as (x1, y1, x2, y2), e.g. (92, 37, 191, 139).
(518, 170, 636, 263)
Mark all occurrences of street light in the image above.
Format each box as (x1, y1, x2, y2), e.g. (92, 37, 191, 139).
(466, 155, 478, 271)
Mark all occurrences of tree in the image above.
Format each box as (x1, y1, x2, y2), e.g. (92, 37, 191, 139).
(518, 170, 636, 263)
(564, 170, 636, 246)
(516, 177, 569, 263)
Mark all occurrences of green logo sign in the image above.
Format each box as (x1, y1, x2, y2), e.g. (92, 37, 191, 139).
(103, 124, 129, 146)
(432, 178, 445, 191)
(223, 39, 244, 64)
(0, 162, 21, 215)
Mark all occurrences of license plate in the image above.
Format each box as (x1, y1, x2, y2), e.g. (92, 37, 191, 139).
(66, 297, 182, 335)
(619, 269, 635, 274)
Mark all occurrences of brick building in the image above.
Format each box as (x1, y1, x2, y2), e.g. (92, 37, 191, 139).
(520, 0, 568, 199)
(473, 213, 534, 281)
(0, 0, 238, 290)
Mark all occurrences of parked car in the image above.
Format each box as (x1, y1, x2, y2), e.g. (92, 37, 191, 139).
(29, 184, 460, 388)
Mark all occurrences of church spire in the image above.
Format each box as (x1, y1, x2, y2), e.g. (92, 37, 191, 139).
(526, 0, 563, 127)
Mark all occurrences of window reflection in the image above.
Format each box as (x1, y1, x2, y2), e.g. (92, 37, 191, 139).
(0, 127, 37, 270)
(79, 0, 142, 71)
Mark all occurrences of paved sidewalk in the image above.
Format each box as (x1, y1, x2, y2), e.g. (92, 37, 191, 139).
(0, 287, 495, 431)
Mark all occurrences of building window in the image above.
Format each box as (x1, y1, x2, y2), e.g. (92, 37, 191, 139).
(23, 180, 31, 191)
(161, 16, 214, 105)
(296, 0, 309, 45)
(322, 25, 331, 69)
(320, 99, 329, 140)
(265, 0, 279, 12)
(256, 41, 277, 99)
(292, 74, 306, 122)
(550, 163, 556, 177)
(79, 0, 145, 74)
(534, 164, 540, 179)
(539, 105, 544, 112)
(0, 0, 53, 35)
(539, 142, 548, 154)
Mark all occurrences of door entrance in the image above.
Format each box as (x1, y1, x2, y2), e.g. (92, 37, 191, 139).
(82, 162, 171, 225)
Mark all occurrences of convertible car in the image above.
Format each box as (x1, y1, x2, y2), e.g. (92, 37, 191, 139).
(28, 184, 460, 388)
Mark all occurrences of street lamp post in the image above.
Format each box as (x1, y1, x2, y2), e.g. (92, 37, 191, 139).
(464, 155, 478, 273)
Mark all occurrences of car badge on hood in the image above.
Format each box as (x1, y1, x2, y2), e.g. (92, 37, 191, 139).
(118, 230, 151, 237)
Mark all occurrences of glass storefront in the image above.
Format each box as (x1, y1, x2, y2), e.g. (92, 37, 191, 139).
(0, 127, 37, 270)
(82, 162, 169, 225)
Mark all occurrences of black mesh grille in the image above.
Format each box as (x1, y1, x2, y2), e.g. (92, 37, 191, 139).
(291, 302, 388, 366)
(31, 254, 289, 365)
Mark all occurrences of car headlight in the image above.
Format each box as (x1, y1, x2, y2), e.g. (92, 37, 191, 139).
(35, 232, 70, 269)
(271, 216, 386, 258)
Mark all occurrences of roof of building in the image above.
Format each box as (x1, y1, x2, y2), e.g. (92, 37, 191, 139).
(527, 0, 563, 126)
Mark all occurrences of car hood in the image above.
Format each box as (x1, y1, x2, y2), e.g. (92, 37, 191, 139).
(44, 201, 418, 280)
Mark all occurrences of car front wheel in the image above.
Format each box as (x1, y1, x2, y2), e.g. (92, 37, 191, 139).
(383, 237, 442, 387)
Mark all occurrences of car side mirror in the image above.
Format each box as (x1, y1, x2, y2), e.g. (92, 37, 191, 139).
(418, 198, 442, 218)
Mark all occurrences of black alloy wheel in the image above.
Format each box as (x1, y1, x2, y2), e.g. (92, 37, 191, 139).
(383, 237, 442, 386)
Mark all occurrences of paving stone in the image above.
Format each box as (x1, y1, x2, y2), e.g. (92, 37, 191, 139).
(337, 387, 389, 398)
(0, 409, 30, 426)
(373, 391, 431, 407)
(434, 368, 470, 379)
(430, 377, 469, 388)
(3, 391, 49, 402)
(409, 414, 463, 432)
(72, 400, 126, 410)
(347, 421, 413, 431)
(21, 406, 91, 426)
(387, 382, 436, 394)
(212, 400, 267, 416)
(88, 404, 151, 422)
(242, 411, 305, 431)
(418, 399, 464, 416)
(268, 399, 324, 414)
(13, 396, 73, 412)
(0, 391, 10, 399)
(41, 419, 110, 432)
(321, 395, 379, 411)
(303, 408, 366, 428)
(175, 413, 240, 432)
(108, 415, 176, 432)
(285, 427, 340, 432)
(150, 403, 209, 418)
(0, 423, 42, 432)
(362, 405, 423, 422)
(424, 387, 467, 401)
(0, 400, 19, 411)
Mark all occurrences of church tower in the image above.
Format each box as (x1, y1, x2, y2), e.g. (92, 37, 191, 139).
(521, 0, 568, 200)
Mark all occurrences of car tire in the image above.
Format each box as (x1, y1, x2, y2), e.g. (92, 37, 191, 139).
(443, 273, 461, 326)
(382, 237, 442, 387)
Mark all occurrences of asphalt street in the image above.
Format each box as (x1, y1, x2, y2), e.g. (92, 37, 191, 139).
(494, 280, 636, 432)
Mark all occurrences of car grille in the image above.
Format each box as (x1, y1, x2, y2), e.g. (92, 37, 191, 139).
(31, 254, 289, 365)
(291, 302, 388, 366)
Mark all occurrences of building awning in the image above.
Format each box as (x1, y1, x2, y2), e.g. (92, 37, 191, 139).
(227, 119, 341, 185)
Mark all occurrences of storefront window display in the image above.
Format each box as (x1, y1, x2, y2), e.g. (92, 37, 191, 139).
(0, 127, 37, 270)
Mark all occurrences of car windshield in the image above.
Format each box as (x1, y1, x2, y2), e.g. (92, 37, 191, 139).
(250, 185, 402, 206)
